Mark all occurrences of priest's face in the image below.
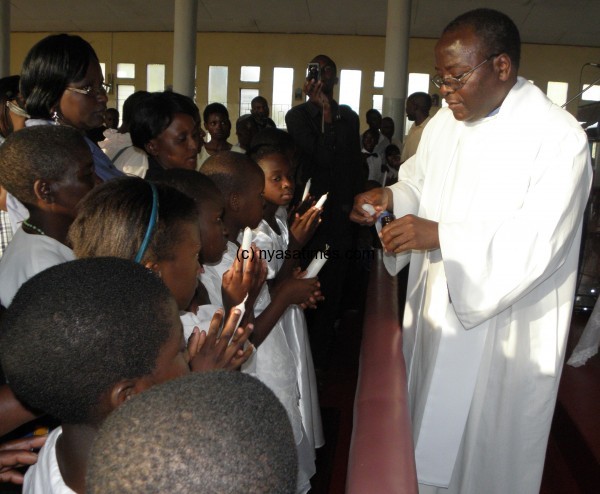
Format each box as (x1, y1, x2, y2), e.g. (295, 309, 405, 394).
(434, 26, 501, 122)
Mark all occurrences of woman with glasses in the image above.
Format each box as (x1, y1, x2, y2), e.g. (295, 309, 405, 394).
(2, 34, 124, 233)
(19, 34, 123, 183)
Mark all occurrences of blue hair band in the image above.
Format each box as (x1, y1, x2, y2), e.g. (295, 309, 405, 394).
(134, 182, 159, 263)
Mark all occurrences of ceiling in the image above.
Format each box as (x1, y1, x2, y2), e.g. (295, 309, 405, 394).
(9, 0, 600, 48)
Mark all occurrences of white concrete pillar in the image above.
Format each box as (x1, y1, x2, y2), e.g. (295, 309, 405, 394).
(0, 0, 10, 77)
(173, 0, 198, 99)
(383, 0, 411, 140)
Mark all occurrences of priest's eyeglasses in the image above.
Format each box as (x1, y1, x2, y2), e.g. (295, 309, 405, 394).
(431, 54, 499, 91)
(65, 83, 111, 97)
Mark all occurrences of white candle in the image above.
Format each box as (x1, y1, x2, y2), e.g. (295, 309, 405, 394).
(362, 204, 376, 215)
(223, 295, 248, 344)
(240, 227, 252, 269)
(302, 178, 312, 201)
(315, 193, 328, 209)
(381, 170, 388, 187)
(304, 253, 328, 278)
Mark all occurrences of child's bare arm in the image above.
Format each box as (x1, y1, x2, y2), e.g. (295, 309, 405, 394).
(250, 274, 323, 347)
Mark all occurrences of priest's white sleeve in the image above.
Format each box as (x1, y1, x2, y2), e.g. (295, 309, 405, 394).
(441, 115, 592, 329)
(383, 154, 422, 275)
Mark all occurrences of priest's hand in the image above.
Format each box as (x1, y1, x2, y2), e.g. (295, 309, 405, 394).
(350, 188, 391, 226)
(380, 214, 440, 253)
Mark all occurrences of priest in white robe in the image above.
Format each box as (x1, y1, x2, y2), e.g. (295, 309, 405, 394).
(351, 8, 592, 494)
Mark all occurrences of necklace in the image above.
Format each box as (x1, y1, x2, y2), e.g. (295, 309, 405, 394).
(23, 219, 46, 236)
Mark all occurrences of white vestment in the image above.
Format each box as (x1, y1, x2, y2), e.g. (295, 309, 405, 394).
(23, 427, 75, 494)
(383, 78, 592, 494)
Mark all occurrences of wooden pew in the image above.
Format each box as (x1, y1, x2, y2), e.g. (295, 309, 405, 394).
(346, 250, 418, 494)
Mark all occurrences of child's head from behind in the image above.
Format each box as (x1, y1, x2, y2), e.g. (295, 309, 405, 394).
(156, 169, 228, 265)
(0, 257, 189, 426)
(249, 146, 294, 208)
(201, 151, 265, 232)
(362, 128, 379, 153)
(0, 125, 94, 214)
(87, 371, 297, 494)
(69, 177, 201, 310)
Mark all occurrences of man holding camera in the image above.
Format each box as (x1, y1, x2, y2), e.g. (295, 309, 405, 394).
(285, 55, 363, 371)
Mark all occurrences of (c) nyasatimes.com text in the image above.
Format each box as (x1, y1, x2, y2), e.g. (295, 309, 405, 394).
(236, 248, 375, 263)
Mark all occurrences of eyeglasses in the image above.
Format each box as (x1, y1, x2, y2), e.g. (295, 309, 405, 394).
(431, 54, 499, 91)
(65, 83, 111, 97)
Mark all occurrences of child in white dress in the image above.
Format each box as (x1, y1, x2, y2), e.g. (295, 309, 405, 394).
(200, 152, 322, 493)
(250, 146, 325, 461)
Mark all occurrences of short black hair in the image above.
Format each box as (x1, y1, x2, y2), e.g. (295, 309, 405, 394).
(249, 127, 295, 157)
(69, 177, 198, 264)
(130, 91, 199, 149)
(366, 108, 382, 119)
(408, 92, 432, 113)
(385, 144, 401, 157)
(0, 257, 175, 424)
(251, 95, 268, 107)
(200, 151, 263, 199)
(87, 371, 298, 494)
(236, 113, 259, 132)
(248, 144, 285, 164)
(20, 34, 99, 119)
(0, 75, 22, 138)
(362, 128, 380, 141)
(203, 102, 229, 123)
(0, 125, 90, 207)
(121, 90, 151, 132)
(310, 55, 337, 75)
(443, 8, 521, 69)
(155, 168, 223, 209)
